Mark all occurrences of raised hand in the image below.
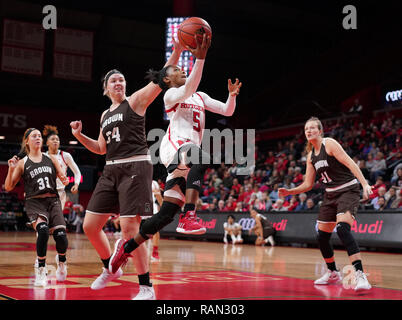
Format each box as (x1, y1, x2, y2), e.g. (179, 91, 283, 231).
(228, 78, 242, 96)
(186, 33, 211, 59)
(362, 184, 373, 201)
(8, 156, 19, 169)
(278, 188, 290, 198)
(70, 121, 82, 137)
(172, 33, 185, 53)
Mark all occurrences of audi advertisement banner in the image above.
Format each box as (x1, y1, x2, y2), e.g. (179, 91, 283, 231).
(159, 212, 402, 249)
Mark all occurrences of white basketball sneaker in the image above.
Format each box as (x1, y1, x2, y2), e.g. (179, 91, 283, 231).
(55, 255, 67, 282)
(132, 285, 156, 300)
(354, 270, 372, 291)
(314, 269, 342, 285)
(34, 266, 48, 287)
(91, 267, 123, 290)
(265, 235, 275, 246)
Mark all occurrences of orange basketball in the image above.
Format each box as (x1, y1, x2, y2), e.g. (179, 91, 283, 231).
(178, 17, 212, 49)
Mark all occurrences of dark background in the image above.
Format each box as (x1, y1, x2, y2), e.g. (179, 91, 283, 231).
(1, 0, 402, 143)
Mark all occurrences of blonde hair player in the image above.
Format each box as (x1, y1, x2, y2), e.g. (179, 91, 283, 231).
(4, 128, 70, 286)
(43, 125, 81, 209)
(70, 36, 185, 300)
(278, 116, 373, 291)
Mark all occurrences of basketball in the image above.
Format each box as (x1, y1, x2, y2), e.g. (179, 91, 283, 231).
(178, 17, 212, 49)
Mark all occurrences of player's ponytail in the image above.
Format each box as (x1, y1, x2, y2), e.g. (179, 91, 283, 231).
(19, 128, 36, 156)
(145, 65, 173, 91)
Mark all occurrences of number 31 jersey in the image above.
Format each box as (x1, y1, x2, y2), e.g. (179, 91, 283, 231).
(310, 138, 355, 188)
(101, 99, 149, 161)
(23, 153, 58, 199)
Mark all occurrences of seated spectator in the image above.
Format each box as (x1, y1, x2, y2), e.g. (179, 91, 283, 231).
(212, 174, 223, 189)
(248, 194, 258, 209)
(295, 193, 308, 211)
(292, 167, 304, 186)
(259, 191, 272, 211)
(287, 195, 299, 211)
(223, 215, 243, 244)
(234, 201, 245, 212)
(231, 178, 241, 195)
(251, 184, 262, 200)
(306, 198, 316, 211)
(370, 177, 387, 199)
(224, 196, 237, 211)
(357, 159, 370, 180)
(238, 184, 252, 203)
(365, 153, 375, 172)
(385, 186, 398, 209)
(272, 198, 287, 211)
(264, 151, 275, 166)
(376, 196, 387, 211)
(207, 202, 217, 212)
(223, 170, 233, 189)
(370, 186, 387, 210)
(391, 167, 402, 188)
(196, 199, 209, 211)
(390, 189, 402, 209)
(217, 200, 227, 212)
(269, 183, 279, 202)
(370, 152, 387, 183)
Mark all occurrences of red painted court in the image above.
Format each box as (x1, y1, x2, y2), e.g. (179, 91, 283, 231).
(0, 232, 401, 300)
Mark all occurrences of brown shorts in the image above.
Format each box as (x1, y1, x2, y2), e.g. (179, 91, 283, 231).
(318, 184, 360, 223)
(263, 227, 276, 239)
(25, 197, 65, 231)
(86, 160, 153, 217)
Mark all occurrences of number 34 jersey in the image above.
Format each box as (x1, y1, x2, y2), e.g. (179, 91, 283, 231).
(23, 153, 58, 199)
(101, 99, 149, 161)
(310, 138, 355, 188)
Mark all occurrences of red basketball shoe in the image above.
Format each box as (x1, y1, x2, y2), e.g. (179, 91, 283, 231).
(176, 211, 206, 235)
(109, 238, 131, 274)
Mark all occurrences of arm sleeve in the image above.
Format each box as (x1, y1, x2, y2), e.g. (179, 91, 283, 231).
(63, 152, 82, 186)
(198, 91, 236, 117)
(163, 59, 205, 107)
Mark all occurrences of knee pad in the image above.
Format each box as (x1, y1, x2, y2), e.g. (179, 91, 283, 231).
(36, 222, 49, 257)
(316, 230, 334, 259)
(140, 201, 181, 238)
(336, 222, 360, 256)
(53, 228, 68, 254)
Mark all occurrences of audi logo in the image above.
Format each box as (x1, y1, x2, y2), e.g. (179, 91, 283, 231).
(238, 218, 256, 230)
(385, 89, 402, 102)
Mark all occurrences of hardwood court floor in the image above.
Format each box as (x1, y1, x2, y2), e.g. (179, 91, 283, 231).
(0, 231, 401, 300)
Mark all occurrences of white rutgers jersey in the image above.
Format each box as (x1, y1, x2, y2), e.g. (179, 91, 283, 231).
(160, 92, 206, 167)
(45, 150, 67, 190)
(223, 222, 241, 231)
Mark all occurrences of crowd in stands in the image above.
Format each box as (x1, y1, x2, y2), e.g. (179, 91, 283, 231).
(176, 113, 402, 213)
(1, 113, 402, 232)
